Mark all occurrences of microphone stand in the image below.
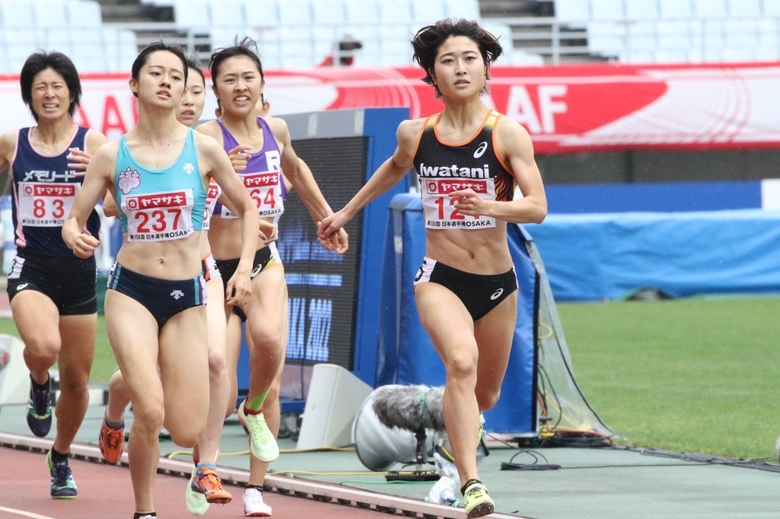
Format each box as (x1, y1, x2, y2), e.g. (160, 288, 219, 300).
(385, 428, 439, 482)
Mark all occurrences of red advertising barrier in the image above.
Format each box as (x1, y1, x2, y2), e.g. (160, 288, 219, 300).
(2, 62, 780, 154)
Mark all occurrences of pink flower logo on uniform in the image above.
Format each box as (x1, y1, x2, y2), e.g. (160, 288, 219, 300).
(119, 168, 141, 194)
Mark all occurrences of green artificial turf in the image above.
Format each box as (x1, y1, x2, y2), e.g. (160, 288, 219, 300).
(2, 295, 779, 460)
(558, 295, 780, 461)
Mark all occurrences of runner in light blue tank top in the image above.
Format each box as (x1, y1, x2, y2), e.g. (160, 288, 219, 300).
(62, 42, 260, 518)
(114, 127, 207, 241)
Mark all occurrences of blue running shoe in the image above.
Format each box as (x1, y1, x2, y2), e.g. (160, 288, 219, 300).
(26, 375, 52, 437)
(46, 449, 77, 499)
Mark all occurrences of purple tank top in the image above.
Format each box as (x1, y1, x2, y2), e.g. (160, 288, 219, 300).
(214, 117, 286, 219)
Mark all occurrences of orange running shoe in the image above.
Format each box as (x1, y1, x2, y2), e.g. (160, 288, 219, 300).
(190, 467, 232, 505)
(98, 419, 125, 465)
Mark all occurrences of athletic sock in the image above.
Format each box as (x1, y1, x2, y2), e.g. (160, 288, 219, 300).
(31, 374, 50, 390)
(246, 484, 263, 491)
(50, 447, 69, 463)
(104, 415, 124, 430)
(246, 389, 269, 412)
(460, 478, 482, 496)
(133, 513, 156, 519)
(196, 462, 217, 471)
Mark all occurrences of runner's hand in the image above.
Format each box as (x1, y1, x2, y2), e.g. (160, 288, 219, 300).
(450, 188, 488, 217)
(69, 233, 100, 259)
(317, 210, 350, 241)
(225, 272, 251, 308)
(227, 145, 252, 173)
(259, 220, 278, 242)
(326, 228, 349, 254)
(67, 148, 92, 176)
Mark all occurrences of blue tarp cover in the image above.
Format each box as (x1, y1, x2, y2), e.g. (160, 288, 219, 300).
(527, 210, 780, 301)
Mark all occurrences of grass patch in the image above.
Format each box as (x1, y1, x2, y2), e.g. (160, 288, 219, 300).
(2, 296, 779, 460)
(0, 316, 116, 383)
(558, 296, 780, 461)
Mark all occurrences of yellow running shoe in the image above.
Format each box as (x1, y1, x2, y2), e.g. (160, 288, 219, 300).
(462, 479, 494, 519)
(238, 401, 279, 462)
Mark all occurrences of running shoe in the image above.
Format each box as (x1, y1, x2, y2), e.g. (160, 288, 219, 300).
(238, 402, 279, 462)
(186, 468, 209, 516)
(46, 449, 77, 499)
(99, 418, 125, 465)
(243, 487, 272, 517)
(462, 480, 494, 519)
(26, 375, 52, 437)
(187, 466, 232, 512)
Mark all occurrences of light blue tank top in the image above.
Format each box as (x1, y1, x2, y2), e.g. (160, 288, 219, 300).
(114, 128, 207, 242)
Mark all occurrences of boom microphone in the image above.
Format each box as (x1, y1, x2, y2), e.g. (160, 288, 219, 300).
(371, 384, 445, 433)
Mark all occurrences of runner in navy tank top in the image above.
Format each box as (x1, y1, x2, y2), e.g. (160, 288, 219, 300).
(318, 19, 547, 519)
(0, 50, 108, 499)
(62, 42, 259, 519)
(197, 37, 348, 517)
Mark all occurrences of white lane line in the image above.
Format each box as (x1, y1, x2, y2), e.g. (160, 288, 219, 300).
(0, 506, 57, 519)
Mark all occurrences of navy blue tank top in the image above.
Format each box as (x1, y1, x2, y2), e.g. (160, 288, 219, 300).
(10, 126, 100, 254)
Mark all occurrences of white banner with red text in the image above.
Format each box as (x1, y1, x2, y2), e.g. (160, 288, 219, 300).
(2, 62, 780, 154)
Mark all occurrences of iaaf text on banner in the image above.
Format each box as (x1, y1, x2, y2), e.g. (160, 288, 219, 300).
(2, 62, 780, 154)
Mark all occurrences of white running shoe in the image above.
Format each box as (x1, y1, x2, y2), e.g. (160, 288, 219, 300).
(238, 401, 279, 462)
(243, 487, 272, 517)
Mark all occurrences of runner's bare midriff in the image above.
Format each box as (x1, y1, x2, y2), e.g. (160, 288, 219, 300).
(116, 232, 202, 279)
(424, 222, 512, 274)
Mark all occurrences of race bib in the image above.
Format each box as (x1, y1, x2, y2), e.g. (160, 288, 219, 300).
(18, 182, 78, 227)
(422, 178, 496, 229)
(203, 181, 221, 231)
(122, 189, 195, 241)
(220, 171, 284, 219)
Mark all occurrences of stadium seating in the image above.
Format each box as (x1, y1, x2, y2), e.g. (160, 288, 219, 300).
(0, 0, 36, 29)
(174, 0, 210, 30)
(554, 0, 590, 25)
(553, 0, 780, 64)
(590, 0, 624, 21)
(412, 0, 448, 25)
(624, 0, 658, 20)
(3, 29, 41, 71)
(11, 0, 780, 72)
(658, 0, 694, 19)
(446, 0, 481, 20)
(34, 0, 69, 28)
(67, 0, 102, 27)
(0, 0, 126, 73)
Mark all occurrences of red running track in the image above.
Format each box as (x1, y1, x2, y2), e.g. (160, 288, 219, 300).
(0, 447, 402, 519)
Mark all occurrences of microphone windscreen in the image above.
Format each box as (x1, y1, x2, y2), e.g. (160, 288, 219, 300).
(371, 384, 446, 432)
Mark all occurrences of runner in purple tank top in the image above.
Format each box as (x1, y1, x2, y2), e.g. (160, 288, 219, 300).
(196, 36, 348, 517)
